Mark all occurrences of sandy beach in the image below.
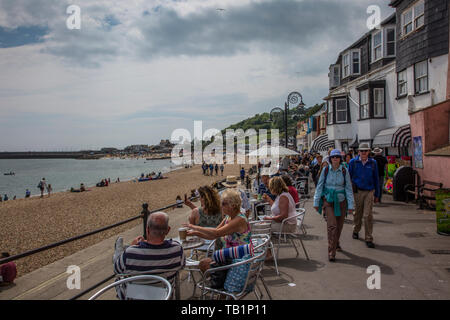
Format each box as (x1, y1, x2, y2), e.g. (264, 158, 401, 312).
(0, 162, 253, 277)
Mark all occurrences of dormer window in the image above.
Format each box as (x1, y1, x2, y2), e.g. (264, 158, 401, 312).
(329, 64, 340, 88)
(371, 26, 396, 63)
(342, 49, 360, 79)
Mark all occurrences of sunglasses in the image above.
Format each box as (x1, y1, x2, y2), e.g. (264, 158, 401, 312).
(330, 155, 341, 159)
(360, 150, 369, 153)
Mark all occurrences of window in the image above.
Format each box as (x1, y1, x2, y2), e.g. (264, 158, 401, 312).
(360, 90, 369, 119)
(372, 31, 382, 62)
(352, 51, 360, 74)
(342, 53, 350, 78)
(402, 9, 413, 35)
(329, 64, 340, 88)
(402, 0, 425, 37)
(397, 70, 408, 97)
(327, 100, 333, 124)
(373, 88, 385, 117)
(414, 60, 428, 94)
(336, 98, 347, 123)
(385, 28, 395, 56)
(342, 49, 360, 78)
(414, 1, 425, 29)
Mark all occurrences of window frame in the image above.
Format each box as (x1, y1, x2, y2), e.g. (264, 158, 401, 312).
(373, 88, 385, 118)
(397, 69, 408, 98)
(359, 89, 370, 120)
(414, 60, 428, 94)
(329, 64, 341, 88)
(327, 100, 333, 125)
(372, 30, 383, 63)
(401, 0, 425, 38)
(342, 49, 361, 79)
(385, 27, 396, 57)
(335, 98, 348, 123)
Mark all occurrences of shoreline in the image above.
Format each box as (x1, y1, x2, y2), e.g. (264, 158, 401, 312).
(0, 162, 252, 277)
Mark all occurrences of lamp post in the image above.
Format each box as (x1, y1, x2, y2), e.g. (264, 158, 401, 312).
(269, 92, 305, 148)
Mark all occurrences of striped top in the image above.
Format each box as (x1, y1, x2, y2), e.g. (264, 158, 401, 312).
(114, 240, 185, 280)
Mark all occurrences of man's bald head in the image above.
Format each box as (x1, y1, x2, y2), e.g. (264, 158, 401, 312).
(147, 211, 170, 238)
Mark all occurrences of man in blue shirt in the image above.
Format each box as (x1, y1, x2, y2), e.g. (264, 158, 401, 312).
(348, 143, 379, 248)
(240, 167, 245, 183)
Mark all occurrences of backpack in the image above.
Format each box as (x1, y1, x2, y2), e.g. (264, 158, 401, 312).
(323, 165, 347, 187)
(37, 181, 42, 189)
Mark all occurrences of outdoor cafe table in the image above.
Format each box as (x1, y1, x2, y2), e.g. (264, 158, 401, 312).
(170, 237, 205, 299)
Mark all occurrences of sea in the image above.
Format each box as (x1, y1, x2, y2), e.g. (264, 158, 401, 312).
(0, 158, 176, 199)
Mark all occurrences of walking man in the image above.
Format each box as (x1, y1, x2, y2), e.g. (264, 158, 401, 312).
(220, 164, 224, 176)
(348, 143, 380, 248)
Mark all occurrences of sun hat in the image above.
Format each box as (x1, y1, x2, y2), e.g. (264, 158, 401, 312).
(373, 147, 383, 154)
(330, 149, 342, 158)
(260, 167, 278, 176)
(222, 176, 240, 188)
(358, 143, 371, 151)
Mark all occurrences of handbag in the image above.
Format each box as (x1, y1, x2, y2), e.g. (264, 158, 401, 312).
(224, 254, 254, 293)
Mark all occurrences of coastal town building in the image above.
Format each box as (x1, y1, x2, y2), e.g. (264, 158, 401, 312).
(318, 0, 449, 189)
(323, 13, 411, 156)
(308, 105, 331, 152)
(389, 0, 450, 188)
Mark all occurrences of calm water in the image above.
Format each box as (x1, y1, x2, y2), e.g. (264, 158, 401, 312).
(0, 158, 175, 199)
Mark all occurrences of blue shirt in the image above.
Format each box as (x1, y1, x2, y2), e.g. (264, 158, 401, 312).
(257, 183, 276, 201)
(240, 169, 245, 178)
(313, 164, 355, 210)
(348, 156, 380, 198)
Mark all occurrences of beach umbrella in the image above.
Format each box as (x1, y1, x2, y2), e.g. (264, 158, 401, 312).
(248, 145, 299, 158)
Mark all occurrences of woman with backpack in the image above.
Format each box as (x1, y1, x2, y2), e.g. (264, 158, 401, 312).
(313, 149, 355, 262)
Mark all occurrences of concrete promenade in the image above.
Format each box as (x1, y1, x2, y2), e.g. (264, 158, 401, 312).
(1, 192, 449, 300)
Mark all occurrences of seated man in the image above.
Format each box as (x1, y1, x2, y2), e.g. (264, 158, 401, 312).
(0, 253, 17, 286)
(113, 211, 185, 299)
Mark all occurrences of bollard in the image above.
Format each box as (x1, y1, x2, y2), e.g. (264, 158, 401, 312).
(142, 203, 150, 239)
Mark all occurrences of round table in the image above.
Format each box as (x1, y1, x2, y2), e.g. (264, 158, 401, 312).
(172, 237, 205, 250)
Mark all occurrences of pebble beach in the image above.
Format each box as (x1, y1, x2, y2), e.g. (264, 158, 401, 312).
(0, 163, 252, 277)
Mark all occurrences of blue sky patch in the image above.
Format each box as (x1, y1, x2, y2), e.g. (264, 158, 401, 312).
(0, 25, 49, 48)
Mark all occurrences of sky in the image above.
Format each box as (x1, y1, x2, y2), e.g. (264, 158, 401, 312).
(0, 0, 394, 151)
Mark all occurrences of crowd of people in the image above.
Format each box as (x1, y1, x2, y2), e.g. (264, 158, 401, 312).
(2, 145, 389, 296)
(201, 162, 224, 176)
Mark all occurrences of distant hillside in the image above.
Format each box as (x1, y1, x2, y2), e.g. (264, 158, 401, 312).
(220, 103, 325, 141)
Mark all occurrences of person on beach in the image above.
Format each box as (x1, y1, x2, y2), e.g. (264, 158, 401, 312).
(209, 163, 214, 176)
(3, 194, 8, 201)
(185, 186, 222, 228)
(185, 189, 251, 287)
(25, 189, 31, 198)
(38, 178, 47, 198)
(215, 163, 219, 176)
(47, 184, 52, 197)
(220, 164, 224, 176)
(176, 195, 183, 208)
(240, 167, 245, 184)
(80, 183, 86, 192)
(0, 253, 17, 286)
(313, 149, 355, 262)
(113, 211, 185, 299)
